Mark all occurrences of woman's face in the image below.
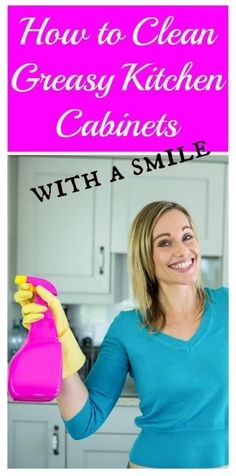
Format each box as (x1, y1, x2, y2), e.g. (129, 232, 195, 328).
(152, 209, 201, 287)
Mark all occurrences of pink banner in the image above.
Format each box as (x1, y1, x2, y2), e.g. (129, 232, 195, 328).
(8, 6, 228, 152)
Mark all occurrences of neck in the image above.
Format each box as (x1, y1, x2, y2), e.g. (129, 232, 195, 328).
(158, 284, 200, 323)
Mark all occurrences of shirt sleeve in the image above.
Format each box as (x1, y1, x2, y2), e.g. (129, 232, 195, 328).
(63, 312, 129, 439)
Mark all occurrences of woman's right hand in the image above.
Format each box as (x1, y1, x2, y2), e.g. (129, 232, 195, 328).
(15, 282, 49, 328)
(15, 283, 70, 337)
(14, 283, 86, 379)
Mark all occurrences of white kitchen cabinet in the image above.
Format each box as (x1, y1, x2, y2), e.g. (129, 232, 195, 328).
(66, 403, 141, 468)
(8, 402, 65, 468)
(67, 434, 136, 468)
(111, 159, 226, 256)
(16, 157, 119, 303)
(8, 400, 141, 469)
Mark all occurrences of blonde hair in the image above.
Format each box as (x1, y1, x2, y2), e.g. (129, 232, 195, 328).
(128, 201, 209, 333)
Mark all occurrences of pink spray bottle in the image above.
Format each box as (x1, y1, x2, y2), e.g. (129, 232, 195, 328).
(8, 276, 62, 402)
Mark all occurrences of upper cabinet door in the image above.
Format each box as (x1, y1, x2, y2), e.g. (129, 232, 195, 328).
(16, 157, 112, 295)
(111, 160, 226, 256)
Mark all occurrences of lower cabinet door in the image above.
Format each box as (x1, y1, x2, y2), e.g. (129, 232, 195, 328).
(8, 403, 66, 468)
(67, 433, 138, 468)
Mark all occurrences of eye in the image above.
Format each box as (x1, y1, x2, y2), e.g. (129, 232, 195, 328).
(183, 233, 193, 241)
(158, 240, 171, 247)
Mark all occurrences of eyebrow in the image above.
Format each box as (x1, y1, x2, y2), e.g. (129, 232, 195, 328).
(153, 226, 192, 243)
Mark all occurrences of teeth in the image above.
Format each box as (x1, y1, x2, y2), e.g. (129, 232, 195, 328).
(170, 259, 192, 270)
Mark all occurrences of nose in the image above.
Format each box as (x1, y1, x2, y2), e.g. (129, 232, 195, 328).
(173, 240, 188, 257)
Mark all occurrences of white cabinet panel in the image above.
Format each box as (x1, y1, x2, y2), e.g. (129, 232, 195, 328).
(67, 433, 137, 468)
(8, 403, 65, 468)
(111, 160, 226, 256)
(66, 404, 141, 468)
(16, 157, 112, 296)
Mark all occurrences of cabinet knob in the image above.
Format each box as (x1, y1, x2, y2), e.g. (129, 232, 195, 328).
(99, 246, 105, 274)
(52, 425, 59, 455)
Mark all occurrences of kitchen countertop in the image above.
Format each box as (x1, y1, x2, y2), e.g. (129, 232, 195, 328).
(8, 395, 140, 406)
(117, 396, 139, 406)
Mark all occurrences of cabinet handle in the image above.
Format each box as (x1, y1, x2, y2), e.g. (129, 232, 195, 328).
(99, 246, 105, 274)
(52, 425, 59, 455)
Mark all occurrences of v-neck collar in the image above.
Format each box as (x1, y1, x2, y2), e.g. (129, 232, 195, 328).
(154, 296, 214, 352)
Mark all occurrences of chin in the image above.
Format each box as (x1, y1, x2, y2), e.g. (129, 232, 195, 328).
(166, 274, 199, 286)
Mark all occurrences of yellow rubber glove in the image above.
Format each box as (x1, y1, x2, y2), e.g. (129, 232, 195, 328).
(14, 283, 86, 379)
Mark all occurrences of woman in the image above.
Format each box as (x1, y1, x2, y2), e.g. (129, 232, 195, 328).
(14, 201, 228, 468)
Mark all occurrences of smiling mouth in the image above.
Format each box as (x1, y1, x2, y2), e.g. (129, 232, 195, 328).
(169, 258, 194, 272)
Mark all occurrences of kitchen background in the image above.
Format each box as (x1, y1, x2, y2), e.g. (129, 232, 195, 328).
(8, 154, 228, 468)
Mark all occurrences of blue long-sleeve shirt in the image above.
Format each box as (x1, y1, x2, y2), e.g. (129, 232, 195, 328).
(63, 287, 228, 468)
